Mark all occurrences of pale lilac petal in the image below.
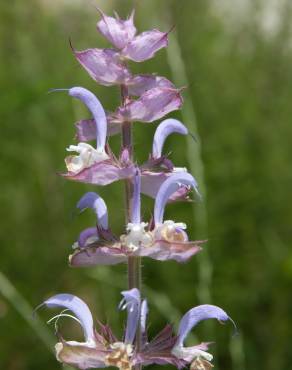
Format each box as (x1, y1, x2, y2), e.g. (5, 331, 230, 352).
(44, 294, 94, 342)
(69, 87, 107, 151)
(113, 88, 183, 123)
(152, 119, 188, 158)
(78, 227, 99, 248)
(131, 169, 141, 224)
(62, 159, 136, 186)
(127, 75, 173, 96)
(97, 9, 136, 49)
(154, 173, 199, 224)
(119, 288, 141, 344)
(121, 29, 168, 62)
(70, 245, 127, 266)
(141, 171, 191, 201)
(56, 342, 106, 369)
(138, 240, 203, 262)
(140, 299, 148, 333)
(75, 118, 120, 142)
(176, 305, 230, 346)
(74, 48, 131, 86)
(77, 192, 108, 229)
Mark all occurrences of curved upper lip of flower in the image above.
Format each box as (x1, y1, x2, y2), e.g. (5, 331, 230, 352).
(154, 172, 200, 225)
(152, 118, 188, 159)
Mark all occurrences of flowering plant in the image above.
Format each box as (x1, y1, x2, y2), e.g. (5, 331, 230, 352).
(36, 8, 234, 370)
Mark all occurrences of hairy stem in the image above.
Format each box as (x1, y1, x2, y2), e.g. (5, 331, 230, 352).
(121, 85, 142, 364)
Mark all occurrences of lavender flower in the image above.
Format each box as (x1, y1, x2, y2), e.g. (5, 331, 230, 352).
(60, 86, 136, 185)
(141, 118, 191, 201)
(39, 290, 142, 370)
(70, 172, 204, 267)
(38, 290, 233, 370)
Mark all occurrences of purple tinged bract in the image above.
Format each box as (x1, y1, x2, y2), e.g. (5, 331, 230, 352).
(97, 9, 136, 49)
(113, 87, 183, 123)
(74, 48, 131, 86)
(121, 29, 168, 62)
(127, 75, 174, 96)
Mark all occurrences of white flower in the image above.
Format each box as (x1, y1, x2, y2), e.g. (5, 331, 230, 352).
(154, 220, 188, 243)
(121, 222, 153, 252)
(172, 345, 213, 363)
(65, 142, 109, 173)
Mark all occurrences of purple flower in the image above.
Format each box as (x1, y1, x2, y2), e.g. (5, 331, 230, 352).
(38, 290, 233, 370)
(38, 289, 143, 369)
(72, 192, 111, 250)
(60, 87, 136, 186)
(70, 172, 204, 267)
(140, 118, 191, 201)
(137, 302, 233, 369)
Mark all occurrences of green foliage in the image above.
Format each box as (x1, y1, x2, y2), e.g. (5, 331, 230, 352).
(1, 0, 292, 369)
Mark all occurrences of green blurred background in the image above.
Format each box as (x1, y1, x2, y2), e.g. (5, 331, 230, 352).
(1, 0, 292, 369)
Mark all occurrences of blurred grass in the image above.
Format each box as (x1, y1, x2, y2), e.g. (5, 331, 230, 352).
(1, 0, 292, 369)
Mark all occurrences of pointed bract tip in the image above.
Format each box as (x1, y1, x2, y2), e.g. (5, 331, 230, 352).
(69, 37, 75, 52)
(167, 24, 176, 35)
(189, 132, 197, 143)
(94, 5, 104, 19)
(129, 9, 135, 20)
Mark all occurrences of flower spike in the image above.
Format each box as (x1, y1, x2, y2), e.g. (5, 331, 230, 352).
(154, 172, 199, 225)
(152, 119, 188, 159)
(44, 294, 95, 344)
(69, 87, 107, 151)
(77, 192, 108, 230)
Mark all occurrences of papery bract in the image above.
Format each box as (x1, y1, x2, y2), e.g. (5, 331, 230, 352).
(127, 75, 174, 96)
(97, 9, 136, 49)
(74, 48, 131, 86)
(112, 87, 183, 123)
(121, 30, 168, 62)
